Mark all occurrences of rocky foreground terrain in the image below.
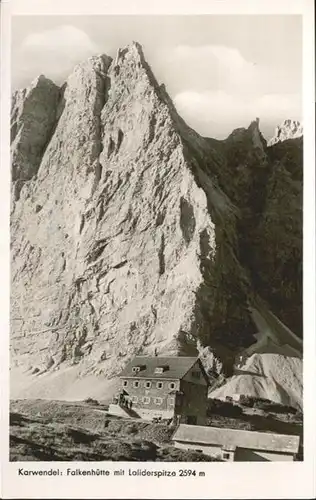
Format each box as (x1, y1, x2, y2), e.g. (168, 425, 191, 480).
(10, 399, 218, 462)
(10, 399, 302, 461)
(10, 42, 303, 406)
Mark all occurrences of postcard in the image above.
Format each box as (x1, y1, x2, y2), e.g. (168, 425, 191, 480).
(1, 0, 315, 498)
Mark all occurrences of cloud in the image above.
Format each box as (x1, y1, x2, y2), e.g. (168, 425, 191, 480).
(154, 44, 302, 139)
(174, 90, 302, 139)
(12, 32, 302, 139)
(157, 45, 264, 96)
(21, 25, 99, 53)
(12, 25, 102, 89)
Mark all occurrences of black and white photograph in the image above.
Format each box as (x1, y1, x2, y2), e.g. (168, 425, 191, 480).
(9, 13, 305, 462)
(1, 1, 315, 498)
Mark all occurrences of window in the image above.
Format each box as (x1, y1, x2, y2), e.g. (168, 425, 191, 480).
(142, 396, 150, 404)
(132, 364, 146, 373)
(133, 380, 139, 388)
(169, 382, 176, 390)
(156, 381, 163, 389)
(223, 452, 230, 460)
(123, 380, 128, 387)
(154, 397, 163, 405)
(144, 381, 151, 389)
(155, 365, 169, 374)
(132, 396, 138, 403)
(167, 397, 175, 405)
(191, 371, 201, 379)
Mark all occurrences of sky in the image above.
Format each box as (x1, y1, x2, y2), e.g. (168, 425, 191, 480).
(11, 15, 302, 140)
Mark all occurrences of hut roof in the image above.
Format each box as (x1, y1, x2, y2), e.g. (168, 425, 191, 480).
(172, 424, 300, 454)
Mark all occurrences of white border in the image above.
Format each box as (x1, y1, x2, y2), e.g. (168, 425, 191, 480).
(1, 0, 315, 499)
(9, 0, 305, 16)
(0, 0, 11, 498)
(302, 0, 316, 475)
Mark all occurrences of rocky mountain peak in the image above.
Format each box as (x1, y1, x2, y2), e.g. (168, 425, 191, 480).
(115, 40, 146, 64)
(31, 74, 56, 87)
(268, 119, 303, 146)
(10, 43, 302, 404)
(110, 42, 160, 92)
(11, 74, 61, 190)
(248, 117, 267, 150)
(225, 117, 267, 152)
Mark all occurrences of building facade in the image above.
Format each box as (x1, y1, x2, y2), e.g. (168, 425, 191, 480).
(108, 356, 209, 424)
(172, 424, 300, 461)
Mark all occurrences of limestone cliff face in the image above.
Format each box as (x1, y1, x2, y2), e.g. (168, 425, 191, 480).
(202, 121, 302, 338)
(250, 137, 303, 336)
(10, 43, 303, 399)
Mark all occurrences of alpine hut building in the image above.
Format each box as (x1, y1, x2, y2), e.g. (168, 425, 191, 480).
(108, 356, 209, 424)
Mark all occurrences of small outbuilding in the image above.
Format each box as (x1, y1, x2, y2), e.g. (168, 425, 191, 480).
(171, 424, 300, 462)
